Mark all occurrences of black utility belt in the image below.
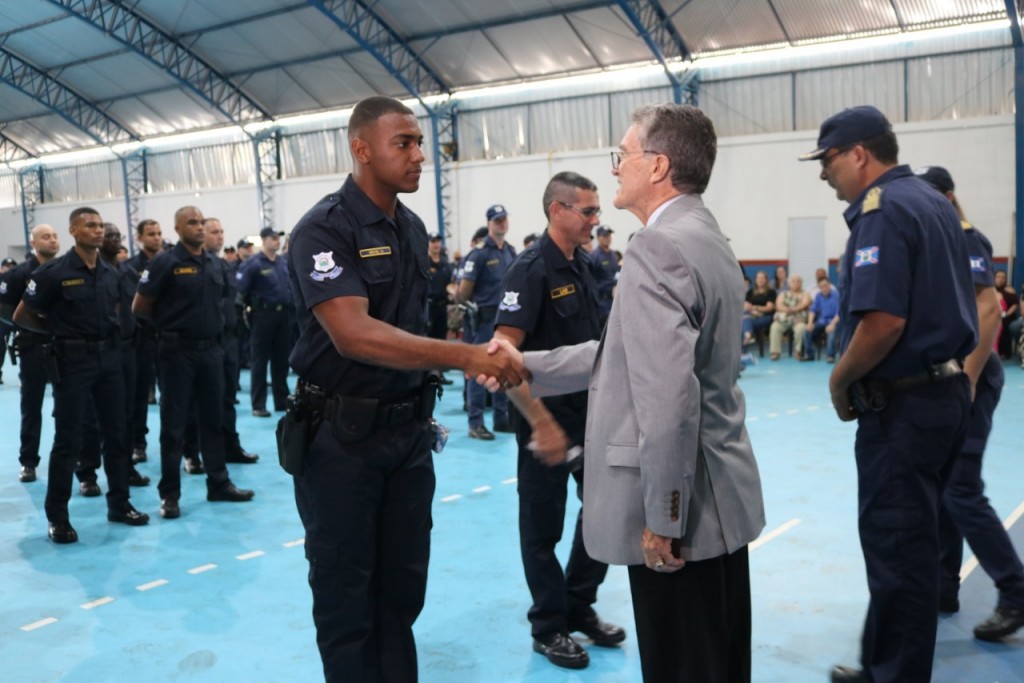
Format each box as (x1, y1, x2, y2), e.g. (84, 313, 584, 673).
(159, 333, 221, 350)
(53, 337, 120, 354)
(294, 378, 439, 443)
(15, 331, 50, 349)
(254, 301, 290, 312)
(850, 359, 963, 413)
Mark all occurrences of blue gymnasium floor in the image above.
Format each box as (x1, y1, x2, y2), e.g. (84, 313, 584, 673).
(1, 358, 1023, 683)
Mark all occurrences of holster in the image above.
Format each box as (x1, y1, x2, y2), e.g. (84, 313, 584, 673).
(276, 393, 319, 476)
(848, 380, 890, 413)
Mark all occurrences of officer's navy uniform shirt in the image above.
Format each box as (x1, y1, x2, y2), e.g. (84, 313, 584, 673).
(839, 165, 978, 379)
(495, 231, 602, 442)
(462, 235, 516, 308)
(238, 250, 291, 306)
(21, 248, 120, 340)
(213, 253, 239, 331)
(588, 246, 619, 300)
(136, 243, 225, 338)
(287, 175, 431, 399)
(115, 261, 139, 340)
(962, 220, 1003, 452)
(427, 258, 454, 301)
(0, 253, 40, 315)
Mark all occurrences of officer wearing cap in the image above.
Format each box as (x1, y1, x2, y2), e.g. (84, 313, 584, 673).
(285, 95, 521, 682)
(0, 224, 61, 484)
(426, 232, 454, 341)
(915, 166, 1024, 643)
(494, 171, 624, 669)
(133, 205, 254, 520)
(801, 106, 978, 683)
(126, 218, 163, 463)
(14, 207, 149, 543)
(588, 225, 619, 328)
(457, 204, 517, 439)
(237, 226, 292, 417)
(523, 233, 539, 249)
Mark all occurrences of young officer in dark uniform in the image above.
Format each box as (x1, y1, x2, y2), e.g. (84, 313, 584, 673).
(457, 204, 517, 439)
(801, 107, 978, 683)
(494, 172, 625, 670)
(14, 207, 149, 543)
(426, 232, 453, 340)
(916, 166, 1024, 642)
(588, 224, 619, 328)
(126, 218, 163, 462)
(132, 206, 254, 520)
(0, 224, 60, 484)
(237, 226, 292, 417)
(285, 96, 522, 683)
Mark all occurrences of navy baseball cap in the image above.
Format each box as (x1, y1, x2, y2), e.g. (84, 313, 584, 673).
(913, 165, 955, 194)
(260, 227, 285, 239)
(596, 225, 614, 237)
(486, 204, 508, 221)
(799, 106, 892, 161)
(472, 226, 488, 242)
(428, 232, 442, 241)
(236, 238, 253, 248)
(1, 257, 16, 267)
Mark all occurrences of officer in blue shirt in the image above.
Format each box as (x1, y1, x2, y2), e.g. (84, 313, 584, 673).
(284, 96, 521, 683)
(237, 226, 293, 417)
(588, 225, 619, 328)
(801, 107, 977, 683)
(803, 276, 840, 361)
(14, 207, 149, 543)
(426, 232, 454, 340)
(133, 206, 254, 521)
(494, 172, 624, 670)
(915, 166, 1024, 643)
(457, 204, 517, 439)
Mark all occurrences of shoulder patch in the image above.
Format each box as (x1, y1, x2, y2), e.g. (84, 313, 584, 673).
(359, 246, 392, 259)
(499, 291, 521, 312)
(310, 251, 343, 281)
(26, 279, 37, 296)
(854, 246, 879, 268)
(861, 186, 882, 214)
(139, 269, 149, 284)
(961, 220, 974, 231)
(551, 284, 576, 299)
(0, 281, 6, 295)
(970, 256, 987, 273)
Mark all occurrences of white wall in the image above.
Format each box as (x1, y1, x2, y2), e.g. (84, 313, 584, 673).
(0, 115, 1014, 265)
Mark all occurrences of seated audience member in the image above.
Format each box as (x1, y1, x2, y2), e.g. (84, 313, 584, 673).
(742, 270, 776, 348)
(995, 269, 1019, 359)
(772, 265, 788, 292)
(803, 277, 840, 361)
(768, 274, 811, 360)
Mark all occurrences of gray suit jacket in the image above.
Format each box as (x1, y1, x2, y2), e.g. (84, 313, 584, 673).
(525, 194, 765, 565)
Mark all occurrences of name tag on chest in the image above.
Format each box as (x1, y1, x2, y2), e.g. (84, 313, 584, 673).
(359, 246, 392, 259)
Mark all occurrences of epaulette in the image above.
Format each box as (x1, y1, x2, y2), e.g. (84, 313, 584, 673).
(862, 186, 882, 214)
(961, 220, 973, 231)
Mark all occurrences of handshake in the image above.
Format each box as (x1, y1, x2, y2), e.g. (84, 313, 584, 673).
(469, 338, 529, 392)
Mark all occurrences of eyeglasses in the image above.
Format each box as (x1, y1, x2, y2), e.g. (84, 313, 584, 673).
(557, 201, 602, 218)
(819, 147, 852, 170)
(610, 149, 660, 171)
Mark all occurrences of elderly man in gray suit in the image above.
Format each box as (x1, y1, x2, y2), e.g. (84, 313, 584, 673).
(486, 103, 765, 682)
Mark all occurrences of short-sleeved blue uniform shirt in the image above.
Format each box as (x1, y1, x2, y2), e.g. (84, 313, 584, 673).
(462, 235, 516, 308)
(963, 222, 1003, 392)
(136, 243, 225, 338)
(0, 253, 39, 315)
(287, 175, 431, 398)
(838, 165, 978, 379)
(21, 248, 120, 340)
(237, 250, 291, 306)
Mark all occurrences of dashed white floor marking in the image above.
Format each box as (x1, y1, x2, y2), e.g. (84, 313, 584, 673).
(806, 405, 820, 411)
(747, 416, 759, 422)
(236, 551, 265, 561)
(501, 478, 517, 485)
(961, 499, 1024, 579)
(440, 494, 462, 503)
(766, 412, 780, 418)
(136, 579, 168, 592)
(472, 486, 492, 494)
(282, 538, 305, 548)
(750, 519, 802, 551)
(20, 617, 57, 631)
(786, 409, 800, 415)
(80, 597, 114, 610)
(188, 564, 217, 575)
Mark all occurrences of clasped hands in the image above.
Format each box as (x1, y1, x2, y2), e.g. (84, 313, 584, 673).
(468, 338, 529, 391)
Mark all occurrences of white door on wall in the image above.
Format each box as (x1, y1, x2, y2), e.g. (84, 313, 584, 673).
(788, 217, 827, 287)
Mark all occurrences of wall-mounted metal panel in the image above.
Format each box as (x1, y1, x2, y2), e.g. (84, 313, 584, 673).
(460, 106, 530, 160)
(794, 62, 905, 131)
(530, 95, 610, 153)
(701, 74, 793, 136)
(907, 48, 1014, 120)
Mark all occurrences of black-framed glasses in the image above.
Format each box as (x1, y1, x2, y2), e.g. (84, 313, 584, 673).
(557, 201, 602, 218)
(610, 149, 659, 170)
(820, 147, 852, 170)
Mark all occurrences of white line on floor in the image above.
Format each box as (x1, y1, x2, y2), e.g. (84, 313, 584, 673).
(136, 579, 168, 592)
(188, 564, 217, 575)
(472, 486, 492, 494)
(747, 416, 759, 422)
(502, 478, 517, 485)
(236, 551, 265, 561)
(20, 617, 57, 631)
(282, 538, 305, 548)
(440, 494, 462, 502)
(80, 597, 114, 610)
(786, 409, 800, 415)
(750, 519, 802, 551)
(961, 499, 1024, 579)
(806, 406, 820, 411)
(766, 413, 780, 418)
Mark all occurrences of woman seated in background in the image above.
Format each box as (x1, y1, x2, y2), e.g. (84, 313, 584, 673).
(742, 270, 776, 348)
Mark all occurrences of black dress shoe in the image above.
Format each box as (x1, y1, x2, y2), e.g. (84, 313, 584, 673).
(160, 499, 181, 519)
(938, 593, 960, 614)
(532, 632, 589, 669)
(225, 450, 259, 464)
(568, 614, 626, 646)
(132, 447, 147, 463)
(974, 605, 1024, 641)
(19, 465, 36, 483)
(108, 504, 150, 526)
(129, 467, 151, 486)
(183, 457, 204, 475)
(48, 521, 78, 544)
(79, 480, 102, 497)
(252, 409, 271, 418)
(468, 424, 495, 440)
(830, 665, 868, 682)
(207, 481, 255, 502)
(440, 375, 454, 385)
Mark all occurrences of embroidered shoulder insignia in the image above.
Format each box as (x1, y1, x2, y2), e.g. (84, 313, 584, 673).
(862, 186, 882, 214)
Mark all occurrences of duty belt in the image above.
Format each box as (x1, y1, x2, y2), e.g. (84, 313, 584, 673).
(887, 359, 964, 392)
(54, 337, 119, 353)
(159, 332, 222, 350)
(295, 380, 422, 428)
(850, 359, 964, 413)
(255, 301, 289, 312)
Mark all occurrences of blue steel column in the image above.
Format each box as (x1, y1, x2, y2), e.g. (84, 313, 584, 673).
(1007, 0, 1024, 286)
(253, 129, 281, 231)
(120, 149, 147, 254)
(614, 0, 692, 103)
(18, 167, 43, 250)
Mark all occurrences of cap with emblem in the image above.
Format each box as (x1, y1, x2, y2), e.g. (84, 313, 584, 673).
(596, 226, 614, 237)
(237, 238, 253, 248)
(913, 165, 954, 194)
(486, 204, 508, 221)
(799, 106, 892, 161)
(1, 257, 16, 267)
(428, 232, 442, 241)
(260, 227, 286, 239)
(223, 245, 236, 253)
